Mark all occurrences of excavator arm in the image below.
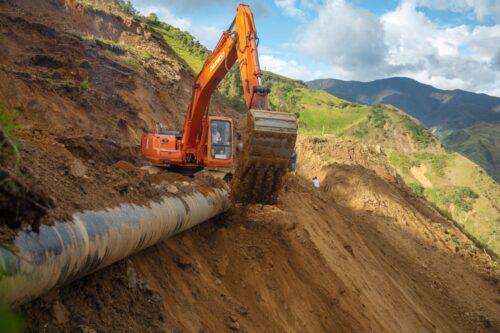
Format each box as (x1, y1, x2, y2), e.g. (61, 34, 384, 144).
(142, 4, 297, 204)
(181, 4, 269, 152)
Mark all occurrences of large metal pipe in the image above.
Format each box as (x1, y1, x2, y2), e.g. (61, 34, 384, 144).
(0, 187, 230, 307)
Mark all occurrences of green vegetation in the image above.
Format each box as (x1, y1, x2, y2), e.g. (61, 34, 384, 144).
(0, 102, 20, 196)
(0, 310, 24, 333)
(218, 68, 246, 111)
(424, 186, 478, 213)
(117, 0, 138, 16)
(79, 0, 138, 17)
(409, 183, 424, 197)
(146, 18, 210, 73)
(389, 149, 499, 254)
(369, 104, 388, 128)
(80, 79, 89, 90)
(388, 152, 450, 176)
(444, 122, 499, 182)
(400, 115, 435, 148)
(293, 88, 370, 135)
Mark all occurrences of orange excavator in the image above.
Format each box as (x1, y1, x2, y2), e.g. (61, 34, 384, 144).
(141, 4, 297, 204)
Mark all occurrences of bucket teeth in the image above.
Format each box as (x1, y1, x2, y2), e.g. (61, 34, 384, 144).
(232, 109, 298, 204)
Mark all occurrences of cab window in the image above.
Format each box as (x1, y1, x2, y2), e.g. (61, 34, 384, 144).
(210, 120, 232, 160)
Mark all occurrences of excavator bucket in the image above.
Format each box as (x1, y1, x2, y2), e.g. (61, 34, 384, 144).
(232, 109, 298, 204)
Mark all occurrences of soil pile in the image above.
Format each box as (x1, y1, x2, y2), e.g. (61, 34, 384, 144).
(22, 260, 174, 333)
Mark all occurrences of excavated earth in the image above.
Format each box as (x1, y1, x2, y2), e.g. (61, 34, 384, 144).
(0, 1, 499, 332)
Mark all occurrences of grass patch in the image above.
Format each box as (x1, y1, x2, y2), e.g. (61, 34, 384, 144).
(147, 19, 209, 73)
(409, 183, 424, 197)
(424, 186, 479, 213)
(78, 0, 138, 17)
(388, 151, 450, 176)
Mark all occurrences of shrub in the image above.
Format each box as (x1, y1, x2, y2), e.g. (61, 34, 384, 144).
(117, 0, 138, 16)
(410, 183, 424, 196)
(370, 106, 387, 128)
(401, 115, 435, 147)
(80, 79, 89, 90)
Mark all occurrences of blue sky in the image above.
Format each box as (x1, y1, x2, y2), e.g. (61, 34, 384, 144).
(130, 0, 500, 97)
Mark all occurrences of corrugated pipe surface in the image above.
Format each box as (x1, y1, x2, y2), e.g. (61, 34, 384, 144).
(0, 187, 230, 307)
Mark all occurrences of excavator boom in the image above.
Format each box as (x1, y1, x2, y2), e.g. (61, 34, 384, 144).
(141, 4, 297, 204)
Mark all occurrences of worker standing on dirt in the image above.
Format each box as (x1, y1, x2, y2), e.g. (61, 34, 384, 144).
(289, 149, 297, 176)
(312, 176, 320, 189)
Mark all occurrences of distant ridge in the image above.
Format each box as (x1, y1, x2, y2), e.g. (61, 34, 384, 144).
(307, 77, 500, 181)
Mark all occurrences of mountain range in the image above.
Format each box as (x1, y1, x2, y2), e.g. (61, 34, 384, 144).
(307, 77, 500, 182)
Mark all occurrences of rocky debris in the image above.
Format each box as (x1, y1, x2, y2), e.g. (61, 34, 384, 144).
(166, 184, 178, 194)
(51, 302, 69, 325)
(227, 315, 240, 331)
(68, 159, 87, 178)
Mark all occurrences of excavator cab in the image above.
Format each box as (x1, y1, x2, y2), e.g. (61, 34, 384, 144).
(205, 116, 234, 168)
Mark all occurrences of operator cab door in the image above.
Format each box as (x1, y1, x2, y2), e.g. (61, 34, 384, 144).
(206, 118, 233, 167)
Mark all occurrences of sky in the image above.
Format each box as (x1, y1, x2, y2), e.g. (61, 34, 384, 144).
(130, 0, 500, 97)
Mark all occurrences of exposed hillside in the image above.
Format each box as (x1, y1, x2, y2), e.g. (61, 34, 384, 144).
(388, 151, 499, 254)
(1, 1, 499, 332)
(307, 77, 500, 182)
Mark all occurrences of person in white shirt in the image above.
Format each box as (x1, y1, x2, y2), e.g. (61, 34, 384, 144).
(312, 176, 320, 189)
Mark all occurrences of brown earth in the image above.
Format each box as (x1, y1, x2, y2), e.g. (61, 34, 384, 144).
(127, 140, 499, 333)
(0, 0, 240, 237)
(21, 259, 174, 333)
(1, 1, 499, 332)
(23, 139, 499, 332)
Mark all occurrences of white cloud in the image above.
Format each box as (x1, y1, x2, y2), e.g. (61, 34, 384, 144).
(260, 54, 311, 79)
(297, 0, 387, 77)
(416, 0, 500, 22)
(295, 0, 500, 96)
(275, 0, 306, 20)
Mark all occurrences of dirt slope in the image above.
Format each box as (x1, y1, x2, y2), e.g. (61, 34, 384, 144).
(1, 1, 498, 332)
(127, 141, 499, 332)
(0, 0, 239, 235)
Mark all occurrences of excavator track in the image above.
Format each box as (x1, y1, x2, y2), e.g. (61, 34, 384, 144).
(232, 110, 298, 204)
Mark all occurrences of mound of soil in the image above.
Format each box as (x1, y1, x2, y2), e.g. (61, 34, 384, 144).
(125, 169, 499, 332)
(21, 260, 174, 333)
